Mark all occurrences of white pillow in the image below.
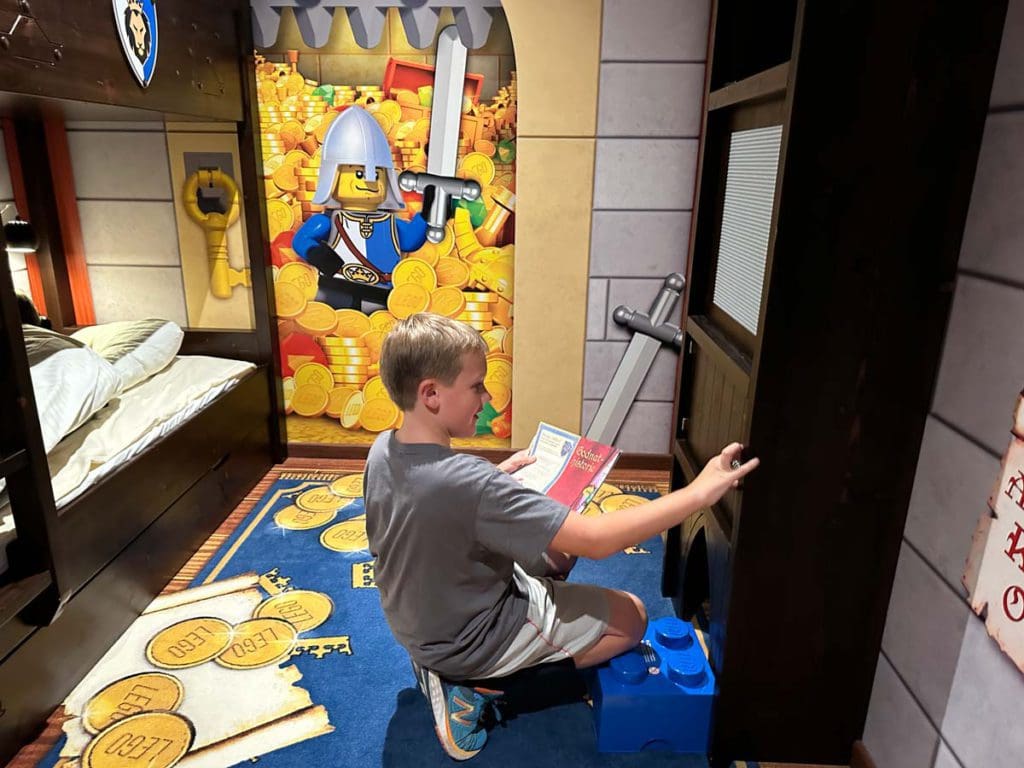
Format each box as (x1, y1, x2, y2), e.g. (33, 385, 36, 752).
(24, 326, 121, 454)
(72, 320, 184, 392)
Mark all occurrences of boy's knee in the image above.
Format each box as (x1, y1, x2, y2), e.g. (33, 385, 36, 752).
(627, 592, 648, 644)
(608, 590, 647, 645)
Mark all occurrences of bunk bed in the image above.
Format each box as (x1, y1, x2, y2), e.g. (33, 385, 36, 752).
(0, 2, 281, 760)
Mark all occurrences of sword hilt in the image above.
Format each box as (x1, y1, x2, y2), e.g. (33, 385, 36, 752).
(398, 170, 481, 244)
(611, 273, 686, 349)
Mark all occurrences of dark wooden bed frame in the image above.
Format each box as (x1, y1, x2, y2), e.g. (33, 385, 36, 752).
(0, 2, 283, 760)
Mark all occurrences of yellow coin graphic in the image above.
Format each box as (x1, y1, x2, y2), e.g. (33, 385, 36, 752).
(320, 516, 369, 552)
(429, 286, 467, 318)
(82, 711, 194, 768)
(592, 483, 621, 503)
(485, 353, 513, 388)
(581, 502, 603, 518)
(360, 330, 385, 363)
(274, 282, 306, 319)
(293, 361, 334, 390)
(501, 327, 514, 356)
(274, 504, 338, 530)
(326, 386, 358, 418)
(599, 494, 649, 514)
(362, 376, 389, 402)
(387, 283, 431, 319)
(146, 617, 232, 669)
(255, 590, 334, 633)
(84, 673, 185, 734)
(459, 152, 496, 185)
(340, 390, 364, 429)
(334, 308, 372, 338)
(277, 261, 319, 300)
(215, 618, 298, 670)
(392, 258, 438, 291)
(282, 376, 295, 415)
(329, 473, 364, 498)
(480, 328, 506, 353)
(290, 383, 329, 418)
(361, 398, 400, 432)
(296, 301, 338, 336)
(368, 310, 397, 332)
(296, 487, 346, 513)
(435, 257, 470, 288)
(266, 199, 295, 240)
(486, 381, 511, 413)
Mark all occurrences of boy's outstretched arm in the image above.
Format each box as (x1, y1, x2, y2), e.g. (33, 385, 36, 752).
(550, 443, 759, 560)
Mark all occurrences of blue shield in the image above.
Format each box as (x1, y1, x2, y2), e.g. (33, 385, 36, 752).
(113, 0, 158, 87)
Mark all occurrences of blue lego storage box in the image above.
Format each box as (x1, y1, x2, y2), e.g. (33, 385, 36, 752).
(590, 616, 715, 753)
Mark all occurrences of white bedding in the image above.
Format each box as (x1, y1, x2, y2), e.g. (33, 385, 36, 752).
(0, 355, 256, 574)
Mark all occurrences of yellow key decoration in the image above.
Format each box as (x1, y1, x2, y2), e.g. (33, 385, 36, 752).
(183, 168, 250, 299)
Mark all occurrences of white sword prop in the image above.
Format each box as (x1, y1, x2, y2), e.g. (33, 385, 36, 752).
(398, 25, 481, 243)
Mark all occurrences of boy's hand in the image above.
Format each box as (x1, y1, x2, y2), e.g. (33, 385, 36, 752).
(691, 443, 760, 507)
(498, 450, 535, 474)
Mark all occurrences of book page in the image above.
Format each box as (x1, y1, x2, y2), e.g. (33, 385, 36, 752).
(512, 422, 580, 493)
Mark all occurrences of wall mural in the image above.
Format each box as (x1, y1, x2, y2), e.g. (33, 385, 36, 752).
(257, 9, 516, 447)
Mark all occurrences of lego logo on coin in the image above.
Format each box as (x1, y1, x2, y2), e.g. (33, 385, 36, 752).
(296, 487, 346, 512)
(274, 504, 339, 531)
(320, 516, 369, 552)
(255, 590, 334, 633)
(146, 617, 233, 669)
(83, 673, 185, 734)
(82, 711, 194, 768)
(329, 473, 364, 498)
(598, 494, 648, 514)
(215, 618, 298, 670)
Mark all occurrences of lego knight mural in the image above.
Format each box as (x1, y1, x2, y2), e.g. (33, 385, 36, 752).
(964, 390, 1024, 671)
(254, 1, 516, 448)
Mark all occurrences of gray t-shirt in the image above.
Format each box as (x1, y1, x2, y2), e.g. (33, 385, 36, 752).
(365, 430, 569, 679)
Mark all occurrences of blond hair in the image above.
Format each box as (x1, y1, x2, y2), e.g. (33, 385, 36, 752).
(380, 313, 487, 410)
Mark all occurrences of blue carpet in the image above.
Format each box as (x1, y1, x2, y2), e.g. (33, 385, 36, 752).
(36, 472, 761, 767)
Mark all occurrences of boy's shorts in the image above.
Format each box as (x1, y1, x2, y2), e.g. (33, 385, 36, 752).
(475, 563, 610, 679)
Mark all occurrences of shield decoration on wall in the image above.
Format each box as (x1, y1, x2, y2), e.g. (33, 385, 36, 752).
(112, 0, 158, 87)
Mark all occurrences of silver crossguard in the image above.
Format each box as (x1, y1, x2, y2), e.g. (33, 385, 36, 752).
(398, 25, 481, 243)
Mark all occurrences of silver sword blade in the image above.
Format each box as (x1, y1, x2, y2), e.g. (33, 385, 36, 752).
(427, 25, 468, 178)
(585, 333, 662, 445)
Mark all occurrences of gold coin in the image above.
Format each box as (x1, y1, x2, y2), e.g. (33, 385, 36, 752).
(485, 353, 513, 388)
(325, 354, 372, 366)
(84, 673, 185, 734)
(372, 111, 394, 136)
(266, 199, 296, 240)
(271, 162, 299, 193)
(297, 487, 347, 512)
(501, 327, 514, 355)
(255, 590, 334, 633)
(321, 335, 367, 348)
(435, 257, 470, 287)
(463, 291, 498, 303)
(486, 381, 511, 413)
(480, 328, 507, 353)
(274, 282, 307, 319)
(377, 99, 403, 122)
(429, 286, 466, 318)
(263, 153, 286, 178)
(408, 240, 440, 267)
(282, 376, 295, 415)
(493, 296, 514, 326)
(326, 386, 358, 418)
(274, 503, 338, 530)
(340, 390, 364, 429)
(146, 617, 232, 669)
(599, 494, 649, 514)
(328, 364, 369, 375)
(314, 112, 338, 143)
(592, 483, 621, 503)
(215, 618, 297, 670)
(360, 397, 400, 432)
(283, 149, 309, 166)
(463, 301, 493, 312)
(458, 152, 496, 185)
(82, 711, 193, 768)
(294, 361, 334, 390)
(392, 258, 438, 291)
(320, 516, 369, 552)
(360, 329, 385, 363)
(291, 383, 329, 417)
(581, 502, 603, 518)
(329, 473, 364, 498)
(334, 308, 372, 338)
(457, 311, 493, 323)
(387, 283, 430, 319)
(368, 310, 398, 332)
(362, 376, 389, 402)
(277, 261, 319, 299)
(296, 301, 338, 336)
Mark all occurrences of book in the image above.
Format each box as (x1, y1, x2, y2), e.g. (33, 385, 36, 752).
(512, 422, 621, 512)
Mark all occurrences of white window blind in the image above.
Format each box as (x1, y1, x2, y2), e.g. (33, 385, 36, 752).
(712, 124, 783, 335)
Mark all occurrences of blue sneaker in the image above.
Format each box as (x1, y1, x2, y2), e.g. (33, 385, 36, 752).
(424, 667, 502, 760)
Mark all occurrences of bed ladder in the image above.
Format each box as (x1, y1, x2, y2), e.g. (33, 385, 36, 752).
(0, 247, 65, 658)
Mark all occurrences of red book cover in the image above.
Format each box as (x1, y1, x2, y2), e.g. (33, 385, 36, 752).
(546, 437, 619, 510)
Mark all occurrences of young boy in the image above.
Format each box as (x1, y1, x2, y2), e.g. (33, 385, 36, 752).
(365, 313, 759, 761)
